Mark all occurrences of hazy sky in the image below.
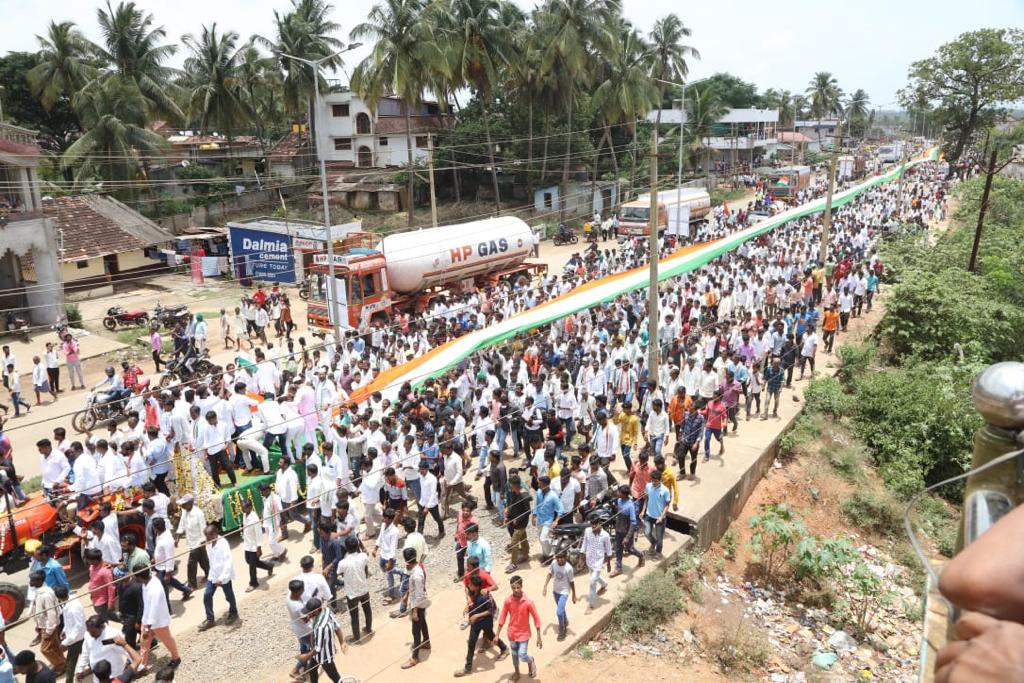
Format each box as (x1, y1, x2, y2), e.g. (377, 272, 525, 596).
(2, 0, 1021, 107)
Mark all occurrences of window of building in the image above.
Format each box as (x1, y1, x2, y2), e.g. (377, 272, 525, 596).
(76, 260, 90, 270)
(379, 137, 388, 146)
(356, 113, 371, 134)
(415, 136, 428, 148)
(334, 138, 352, 151)
(331, 104, 350, 117)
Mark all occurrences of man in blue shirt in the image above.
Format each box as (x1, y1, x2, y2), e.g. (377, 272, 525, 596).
(532, 476, 564, 560)
(465, 523, 493, 573)
(641, 477, 672, 556)
(31, 545, 70, 593)
(610, 485, 644, 576)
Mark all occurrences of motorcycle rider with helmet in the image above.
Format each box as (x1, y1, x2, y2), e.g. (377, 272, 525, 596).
(93, 366, 128, 411)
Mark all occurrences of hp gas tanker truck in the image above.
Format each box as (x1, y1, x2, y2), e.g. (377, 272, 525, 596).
(306, 217, 546, 331)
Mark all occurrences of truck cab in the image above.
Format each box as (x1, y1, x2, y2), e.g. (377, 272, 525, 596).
(306, 233, 394, 331)
(618, 201, 666, 237)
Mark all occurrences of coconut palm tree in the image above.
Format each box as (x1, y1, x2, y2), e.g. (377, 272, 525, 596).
(181, 24, 248, 145)
(648, 14, 700, 129)
(845, 88, 870, 138)
(259, 0, 345, 117)
(436, 0, 515, 213)
(501, 13, 545, 200)
(351, 0, 441, 225)
(592, 22, 658, 181)
(806, 71, 843, 119)
(683, 87, 727, 183)
(90, 1, 183, 121)
(236, 41, 283, 156)
(63, 77, 168, 188)
(27, 21, 95, 113)
(536, 0, 622, 184)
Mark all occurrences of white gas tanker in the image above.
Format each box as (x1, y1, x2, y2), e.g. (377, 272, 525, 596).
(306, 217, 545, 330)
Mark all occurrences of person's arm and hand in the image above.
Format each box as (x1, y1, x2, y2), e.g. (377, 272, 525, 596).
(542, 573, 550, 597)
(935, 611, 1024, 683)
(570, 580, 577, 604)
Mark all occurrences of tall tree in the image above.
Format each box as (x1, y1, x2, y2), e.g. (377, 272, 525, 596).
(592, 22, 658, 182)
(351, 0, 440, 225)
(236, 41, 285, 155)
(0, 52, 80, 152)
(437, 0, 515, 213)
(683, 87, 727, 178)
(26, 21, 95, 113)
(501, 11, 544, 200)
(648, 14, 699, 129)
(845, 88, 870, 138)
(900, 28, 1024, 161)
(181, 24, 248, 145)
(806, 71, 843, 119)
(259, 0, 344, 117)
(536, 0, 621, 185)
(91, 1, 183, 121)
(62, 77, 168, 188)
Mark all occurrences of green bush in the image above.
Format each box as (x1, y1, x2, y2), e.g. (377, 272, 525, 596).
(825, 444, 868, 481)
(610, 568, 684, 638)
(778, 413, 824, 457)
(836, 342, 877, 387)
(841, 488, 902, 536)
(748, 504, 806, 581)
(852, 361, 982, 500)
(722, 529, 737, 560)
(791, 534, 859, 584)
(64, 303, 82, 328)
(803, 376, 853, 417)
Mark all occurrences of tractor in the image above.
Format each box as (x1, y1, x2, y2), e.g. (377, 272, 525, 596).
(0, 486, 146, 622)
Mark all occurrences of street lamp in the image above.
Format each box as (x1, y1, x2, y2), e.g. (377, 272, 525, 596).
(281, 42, 362, 347)
(646, 77, 709, 380)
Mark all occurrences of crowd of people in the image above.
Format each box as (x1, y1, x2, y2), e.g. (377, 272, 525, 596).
(0, 157, 959, 682)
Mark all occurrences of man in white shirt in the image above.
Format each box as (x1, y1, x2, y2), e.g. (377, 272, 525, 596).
(338, 536, 373, 641)
(138, 565, 180, 669)
(37, 439, 70, 500)
(356, 457, 382, 538)
(241, 498, 275, 592)
(415, 461, 444, 539)
(441, 445, 467, 518)
(57, 585, 85, 676)
(70, 448, 100, 510)
(259, 482, 287, 561)
(275, 456, 305, 536)
(294, 554, 332, 604)
(175, 495, 209, 589)
(77, 615, 129, 679)
(258, 392, 289, 467)
(201, 410, 236, 489)
(644, 399, 670, 458)
(152, 516, 192, 601)
(199, 524, 239, 630)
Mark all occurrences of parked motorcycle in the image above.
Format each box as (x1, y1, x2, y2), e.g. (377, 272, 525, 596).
(153, 302, 190, 330)
(549, 499, 618, 572)
(102, 306, 149, 331)
(4, 312, 29, 341)
(159, 347, 213, 388)
(298, 278, 310, 301)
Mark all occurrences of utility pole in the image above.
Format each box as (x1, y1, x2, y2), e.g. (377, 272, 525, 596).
(282, 43, 361, 346)
(818, 118, 843, 265)
(426, 133, 438, 228)
(968, 149, 999, 273)
(647, 126, 660, 379)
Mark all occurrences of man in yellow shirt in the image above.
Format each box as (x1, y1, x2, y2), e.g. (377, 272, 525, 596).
(653, 455, 679, 512)
(612, 403, 640, 472)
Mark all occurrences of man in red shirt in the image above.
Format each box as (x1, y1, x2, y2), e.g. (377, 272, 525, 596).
(496, 575, 542, 681)
(462, 555, 497, 596)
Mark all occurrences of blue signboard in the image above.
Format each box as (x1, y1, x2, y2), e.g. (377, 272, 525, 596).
(228, 227, 295, 283)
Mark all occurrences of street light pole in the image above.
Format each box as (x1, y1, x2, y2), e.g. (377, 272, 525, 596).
(658, 78, 712, 241)
(818, 117, 843, 265)
(282, 44, 361, 347)
(647, 126, 660, 380)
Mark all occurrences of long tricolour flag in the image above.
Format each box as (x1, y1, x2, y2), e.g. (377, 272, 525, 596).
(350, 148, 939, 405)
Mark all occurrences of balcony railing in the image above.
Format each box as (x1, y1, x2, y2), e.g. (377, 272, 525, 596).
(0, 122, 38, 147)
